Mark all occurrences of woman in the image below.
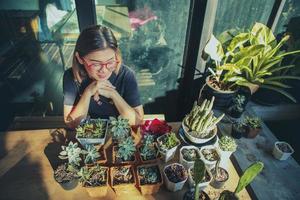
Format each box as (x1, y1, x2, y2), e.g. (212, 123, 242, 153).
(63, 25, 144, 129)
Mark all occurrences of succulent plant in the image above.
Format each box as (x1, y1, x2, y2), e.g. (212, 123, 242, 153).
(58, 141, 83, 167)
(218, 136, 237, 152)
(116, 137, 136, 161)
(140, 134, 158, 161)
(138, 166, 161, 185)
(113, 166, 133, 184)
(76, 119, 106, 138)
(78, 164, 107, 187)
(182, 148, 198, 162)
(244, 116, 262, 129)
(157, 132, 179, 153)
(201, 148, 220, 161)
(232, 95, 246, 112)
(82, 144, 100, 165)
(109, 116, 130, 141)
(184, 97, 224, 138)
(232, 121, 246, 133)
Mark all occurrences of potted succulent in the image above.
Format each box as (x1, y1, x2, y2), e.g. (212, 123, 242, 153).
(109, 116, 131, 143)
(227, 95, 246, 119)
(82, 144, 107, 166)
(231, 122, 246, 139)
(272, 141, 294, 160)
(138, 134, 160, 163)
(75, 119, 108, 146)
(179, 146, 200, 169)
(157, 132, 180, 162)
(137, 164, 163, 195)
(219, 162, 264, 200)
(217, 136, 237, 167)
(140, 118, 172, 139)
(183, 158, 211, 200)
(199, 145, 220, 169)
(243, 116, 262, 138)
(163, 163, 188, 192)
(54, 141, 82, 190)
(113, 137, 137, 165)
(204, 23, 300, 109)
(210, 159, 229, 189)
(110, 165, 137, 195)
(78, 164, 109, 198)
(183, 97, 224, 144)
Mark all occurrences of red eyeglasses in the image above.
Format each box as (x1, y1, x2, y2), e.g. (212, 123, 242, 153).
(82, 54, 119, 71)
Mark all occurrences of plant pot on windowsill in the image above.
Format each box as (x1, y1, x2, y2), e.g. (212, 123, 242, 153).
(137, 164, 163, 195)
(76, 119, 109, 146)
(199, 145, 220, 169)
(110, 165, 137, 195)
(179, 146, 200, 169)
(54, 163, 79, 190)
(272, 141, 294, 161)
(157, 132, 180, 162)
(210, 167, 229, 189)
(187, 165, 212, 191)
(79, 165, 109, 198)
(163, 163, 188, 192)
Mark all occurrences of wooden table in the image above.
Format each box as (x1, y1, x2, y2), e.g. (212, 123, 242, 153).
(0, 122, 251, 200)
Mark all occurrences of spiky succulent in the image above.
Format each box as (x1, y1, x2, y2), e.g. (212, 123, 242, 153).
(218, 136, 237, 152)
(78, 164, 107, 187)
(244, 116, 262, 129)
(117, 137, 136, 161)
(82, 144, 100, 164)
(110, 116, 130, 141)
(76, 119, 106, 138)
(113, 166, 133, 183)
(140, 134, 158, 161)
(184, 97, 224, 138)
(58, 141, 83, 167)
(157, 132, 179, 152)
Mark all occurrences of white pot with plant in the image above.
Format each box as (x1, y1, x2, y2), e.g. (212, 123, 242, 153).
(163, 163, 188, 192)
(217, 136, 237, 169)
(157, 132, 180, 162)
(182, 97, 224, 144)
(179, 146, 200, 169)
(199, 145, 220, 169)
(272, 141, 294, 161)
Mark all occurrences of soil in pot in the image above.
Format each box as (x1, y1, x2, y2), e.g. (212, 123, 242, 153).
(111, 166, 135, 186)
(164, 164, 187, 183)
(276, 143, 293, 153)
(54, 163, 78, 190)
(183, 190, 211, 200)
(210, 167, 229, 189)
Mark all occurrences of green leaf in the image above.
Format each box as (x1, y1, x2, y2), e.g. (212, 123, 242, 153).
(269, 65, 295, 73)
(263, 80, 292, 88)
(260, 85, 297, 102)
(204, 34, 224, 62)
(251, 23, 275, 46)
(227, 33, 249, 52)
(194, 158, 205, 185)
(265, 75, 300, 81)
(232, 45, 265, 63)
(219, 64, 242, 74)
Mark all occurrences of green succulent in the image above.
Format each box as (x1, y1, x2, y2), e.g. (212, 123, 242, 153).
(78, 164, 107, 187)
(232, 95, 246, 112)
(158, 132, 179, 152)
(244, 116, 262, 129)
(58, 141, 83, 167)
(110, 116, 130, 141)
(82, 144, 100, 164)
(138, 166, 160, 184)
(194, 158, 206, 200)
(117, 137, 136, 161)
(140, 134, 158, 161)
(218, 136, 237, 152)
(76, 120, 106, 138)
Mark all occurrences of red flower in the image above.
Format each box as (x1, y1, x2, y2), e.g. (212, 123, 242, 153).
(141, 118, 172, 135)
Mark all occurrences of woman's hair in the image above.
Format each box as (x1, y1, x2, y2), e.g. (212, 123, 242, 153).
(72, 25, 122, 82)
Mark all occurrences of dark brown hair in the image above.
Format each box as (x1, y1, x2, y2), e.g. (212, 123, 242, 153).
(72, 25, 121, 82)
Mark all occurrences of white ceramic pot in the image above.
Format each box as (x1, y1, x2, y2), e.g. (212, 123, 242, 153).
(182, 122, 217, 144)
(187, 166, 212, 191)
(272, 141, 294, 161)
(179, 146, 200, 169)
(199, 145, 220, 170)
(157, 134, 180, 162)
(216, 148, 234, 170)
(163, 163, 187, 192)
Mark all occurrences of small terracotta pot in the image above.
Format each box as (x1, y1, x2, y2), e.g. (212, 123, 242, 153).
(244, 127, 261, 138)
(137, 164, 163, 195)
(83, 167, 109, 198)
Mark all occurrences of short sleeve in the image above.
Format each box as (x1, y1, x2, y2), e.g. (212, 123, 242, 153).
(124, 70, 141, 107)
(63, 69, 78, 106)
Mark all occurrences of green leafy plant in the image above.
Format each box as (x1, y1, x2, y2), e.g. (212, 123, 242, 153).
(219, 162, 264, 199)
(218, 136, 237, 152)
(232, 95, 246, 112)
(116, 137, 136, 161)
(244, 116, 262, 129)
(76, 119, 106, 138)
(182, 148, 198, 162)
(193, 158, 206, 200)
(58, 141, 83, 167)
(138, 165, 161, 185)
(110, 116, 130, 141)
(112, 166, 133, 184)
(184, 97, 224, 138)
(205, 23, 300, 101)
(157, 132, 179, 152)
(140, 134, 158, 161)
(78, 164, 107, 187)
(82, 144, 100, 165)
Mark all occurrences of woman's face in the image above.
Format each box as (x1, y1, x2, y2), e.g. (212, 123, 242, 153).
(79, 48, 118, 81)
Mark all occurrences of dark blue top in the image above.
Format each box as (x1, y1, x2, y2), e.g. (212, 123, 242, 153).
(63, 64, 141, 119)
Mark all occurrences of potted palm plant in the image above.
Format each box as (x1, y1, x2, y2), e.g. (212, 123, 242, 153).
(218, 162, 264, 200)
(109, 116, 131, 143)
(138, 134, 160, 164)
(243, 116, 262, 138)
(179, 146, 200, 169)
(78, 164, 109, 198)
(182, 97, 224, 144)
(110, 165, 137, 195)
(163, 163, 188, 192)
(272, 141, 294, 160)
(112, 137, 137, 165)
(157, 132, 180, 162)
(54, 141, 82, 190)
(137, 164, 163, 195)
(75, 119, 108, 146)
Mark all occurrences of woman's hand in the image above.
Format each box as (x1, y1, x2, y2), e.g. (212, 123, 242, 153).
(84, 80, 116, 101)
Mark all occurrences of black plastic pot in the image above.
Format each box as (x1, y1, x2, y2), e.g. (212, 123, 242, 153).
(57, 178, 78, 190)
(218, 190, 238, 200)
(227, 107, 244, 119)
(183, 190, 210, 200)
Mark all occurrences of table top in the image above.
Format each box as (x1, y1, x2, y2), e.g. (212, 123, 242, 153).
(0, 122, 251, 200)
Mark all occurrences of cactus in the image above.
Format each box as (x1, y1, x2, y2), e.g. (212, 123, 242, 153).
(184, 97, 224, 138)
(218, 136, 237, 152)
(194, 158, 206, 200)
